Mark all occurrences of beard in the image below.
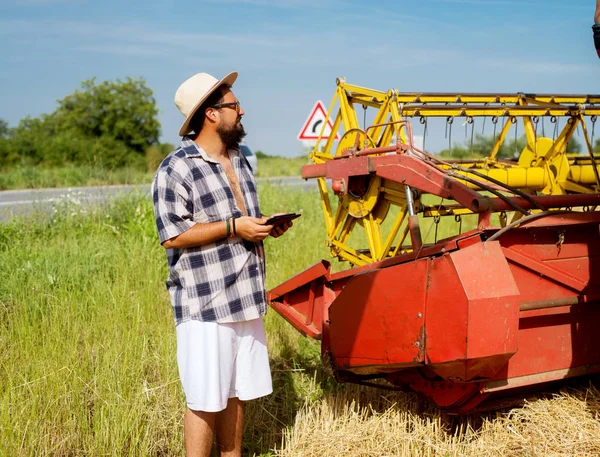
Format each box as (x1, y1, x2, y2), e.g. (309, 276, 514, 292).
(217, 118, 247, 149)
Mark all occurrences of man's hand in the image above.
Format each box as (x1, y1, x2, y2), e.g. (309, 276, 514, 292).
(265, 213, 294, 238)
(235, 216, 273, 242)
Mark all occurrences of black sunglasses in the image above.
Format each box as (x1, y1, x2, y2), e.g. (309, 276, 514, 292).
(212, 101, 241, 114)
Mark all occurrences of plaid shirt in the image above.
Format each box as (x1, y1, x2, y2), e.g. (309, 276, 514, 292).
(152, 137, 267, 325)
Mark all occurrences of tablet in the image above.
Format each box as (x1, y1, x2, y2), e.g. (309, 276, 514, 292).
(265, 213, 301, 226)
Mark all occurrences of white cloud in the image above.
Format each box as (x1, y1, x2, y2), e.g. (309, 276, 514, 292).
(0, 18, 297, 59)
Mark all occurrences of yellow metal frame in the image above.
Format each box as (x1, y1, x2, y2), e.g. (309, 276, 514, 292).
(309, 78, 600, 266)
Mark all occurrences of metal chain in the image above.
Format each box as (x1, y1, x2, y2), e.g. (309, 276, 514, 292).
(455, 214, 462, 234)
(420, 116, 427, 151)
(481, 104, 488, 135)
(551, 115, 558, 142)
(417, 199, 445, 260)
(433, 215, 440, 243)
(468, 117, 475, 155)
(532, 116, 539, 154)
(512, 117, 518, 157)
(446, 116, 454, 153)
(499, 211, 507, 228)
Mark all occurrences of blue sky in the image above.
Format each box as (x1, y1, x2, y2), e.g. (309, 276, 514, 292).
(0, 0, 598, 157)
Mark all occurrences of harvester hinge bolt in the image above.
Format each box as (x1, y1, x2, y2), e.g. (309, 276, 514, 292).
(417, 313, 422, 318)
(441, 248, 446, 253)
(332, 178, 346, 195)
(415, 341, 420, 347)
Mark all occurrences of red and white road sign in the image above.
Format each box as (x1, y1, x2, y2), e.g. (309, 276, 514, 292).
(297, 100, 339, 141)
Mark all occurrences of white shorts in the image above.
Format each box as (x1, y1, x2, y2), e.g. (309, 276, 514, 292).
(176, 317, 273, 412)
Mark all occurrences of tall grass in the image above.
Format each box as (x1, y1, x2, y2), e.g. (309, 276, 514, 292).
(0, 166, 154, 190)
(0, 155, 306, 190)
(255, 157, 306, 179)
(1, 185, 599, 456)
(0, 184, 330, 456)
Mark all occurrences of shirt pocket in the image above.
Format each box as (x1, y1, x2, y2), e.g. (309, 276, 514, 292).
(195, 185, 234, 223)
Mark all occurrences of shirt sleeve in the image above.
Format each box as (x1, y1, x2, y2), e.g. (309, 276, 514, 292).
(152, 167, 196, 244)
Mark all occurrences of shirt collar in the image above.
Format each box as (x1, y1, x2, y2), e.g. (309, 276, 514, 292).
(180, 136, 240, 164)
(180, 136, 219, 163)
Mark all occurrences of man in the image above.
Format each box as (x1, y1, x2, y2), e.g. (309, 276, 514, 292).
(594, 0, 600, 58)
(152, 72, 292, 457)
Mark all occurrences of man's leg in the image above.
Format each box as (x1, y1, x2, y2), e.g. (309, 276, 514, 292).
(184, 408, 216, 457)
(215, 397, 245, 457)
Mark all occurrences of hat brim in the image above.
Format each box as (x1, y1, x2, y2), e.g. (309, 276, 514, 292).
(178, 71, 238, 136)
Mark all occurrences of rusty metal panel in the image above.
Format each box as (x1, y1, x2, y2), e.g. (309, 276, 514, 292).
(488, 303, 600, 386)
(424, 254, 468, 375)
(452, 242, 520, 359)
(425, 241, 520, 382)
(268, 261, 331, 339)
(499, 219, 600, 296)
(328, 259, 429, 372)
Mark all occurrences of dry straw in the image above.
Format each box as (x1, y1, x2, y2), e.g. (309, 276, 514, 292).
(276, 383, 600, 457)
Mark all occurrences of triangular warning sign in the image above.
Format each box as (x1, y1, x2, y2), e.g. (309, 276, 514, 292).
(297, 100, 339, 141)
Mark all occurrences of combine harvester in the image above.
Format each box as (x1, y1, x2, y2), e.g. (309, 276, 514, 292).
(268, 78, 600, 413)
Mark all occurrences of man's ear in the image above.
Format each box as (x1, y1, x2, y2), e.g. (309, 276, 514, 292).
(205, 107, 219, 123)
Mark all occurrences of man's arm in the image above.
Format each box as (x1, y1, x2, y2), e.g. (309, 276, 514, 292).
(163, 216, 273, 249)
(596, 0, 600, 23)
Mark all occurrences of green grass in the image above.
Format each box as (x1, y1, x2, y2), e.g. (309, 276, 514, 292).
(0, 165, 154, 190)
(0, 155, 307, 190)
(255, 156, 306, 179)
(0, 184, 335, 456)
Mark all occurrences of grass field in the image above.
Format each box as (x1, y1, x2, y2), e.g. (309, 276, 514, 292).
(1, 185, 600, 456)
(254, 156, 306, 179)
(0, 156, 307, 190)
(0, 165, 154, 190)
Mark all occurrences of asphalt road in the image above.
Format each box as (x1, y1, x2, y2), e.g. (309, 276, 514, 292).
(0, 176, 313, 222)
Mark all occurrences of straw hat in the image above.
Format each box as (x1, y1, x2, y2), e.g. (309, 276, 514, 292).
(174, 71, 238, 136)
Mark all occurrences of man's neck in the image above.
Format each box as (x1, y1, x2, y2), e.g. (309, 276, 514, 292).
(194, 132, 228, 159)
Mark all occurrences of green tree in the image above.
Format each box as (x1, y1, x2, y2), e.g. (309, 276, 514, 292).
(54, 77, 160, 154)
(439, 134, 522, 159)
(0, 119, 10, 165)
(146, 142, 175, 172)
(0, 119, 8, 138)
(2, 78, 161, 169)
